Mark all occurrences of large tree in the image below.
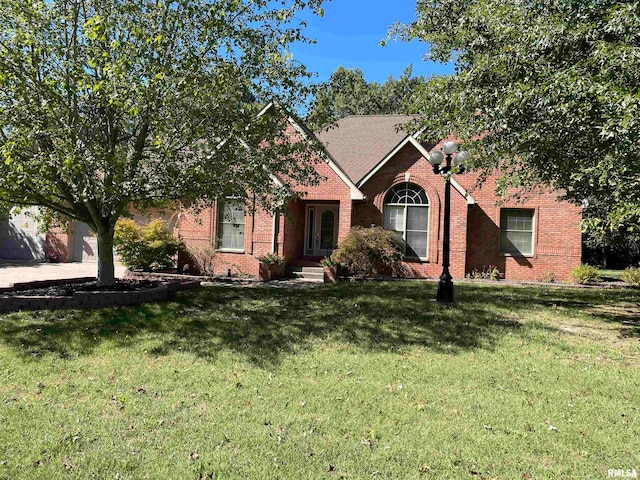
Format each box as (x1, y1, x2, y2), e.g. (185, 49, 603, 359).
(306, 65, 426, 131)
(398, 0, 640, 230)
(0, 0, 324, 285)
(582, 196, 640, 268)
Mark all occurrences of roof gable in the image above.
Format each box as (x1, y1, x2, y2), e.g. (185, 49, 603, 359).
(315, 114, 475, 205)
(315, 115, 415, 185)
(260, 102, 365, 200)
(357, 134, 429, 188)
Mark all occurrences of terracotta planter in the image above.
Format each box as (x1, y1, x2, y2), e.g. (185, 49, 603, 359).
(259, 262, 286, 281)
(323, 265, 337, 283)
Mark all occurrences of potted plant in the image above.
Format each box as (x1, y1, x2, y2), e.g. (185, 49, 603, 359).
(257, 253, 286, 281)
(320, 256, 339, 283)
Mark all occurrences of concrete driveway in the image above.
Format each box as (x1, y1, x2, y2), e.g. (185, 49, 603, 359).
(0, 261, 128, 287)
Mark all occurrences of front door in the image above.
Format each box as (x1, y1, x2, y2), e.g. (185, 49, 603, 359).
(305, 204, 339, 257)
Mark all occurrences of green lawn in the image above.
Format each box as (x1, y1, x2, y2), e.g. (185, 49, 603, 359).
(598, 269, 625, 281)
(1, 282, 639, 479)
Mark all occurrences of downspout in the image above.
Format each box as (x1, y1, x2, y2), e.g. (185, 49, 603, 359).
(272, 212, 280, 254)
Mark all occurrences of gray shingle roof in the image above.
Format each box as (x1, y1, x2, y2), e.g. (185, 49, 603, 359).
(315, 115, 416, 184)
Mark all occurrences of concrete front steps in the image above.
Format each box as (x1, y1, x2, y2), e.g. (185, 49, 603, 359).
(286, 265, 324, 283)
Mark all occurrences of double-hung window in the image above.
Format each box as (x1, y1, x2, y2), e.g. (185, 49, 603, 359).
(500, 209, 534, 255)
(383, 183, 429, 259)
(217, 199, 245, 252)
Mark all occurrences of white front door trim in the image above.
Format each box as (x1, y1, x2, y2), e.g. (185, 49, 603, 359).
(304, 204, 339, 257)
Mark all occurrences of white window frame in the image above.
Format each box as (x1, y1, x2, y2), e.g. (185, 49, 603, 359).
(499, 208, 535, 256)
(217, 198, 246, 253)
(383, 183, 430, 261)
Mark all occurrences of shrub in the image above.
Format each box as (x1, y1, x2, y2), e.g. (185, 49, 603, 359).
(320, 256, 339, 267)
(183, 245, 217, 276)
(539, 269, 556, 283)
(569, 264, 601, 284)
(257, 253, 286, 265)
(331, 227, 404, 276)
(621, 267, 640, 287)
(466, 265, 503, 281)
(114, 219, 182, 271)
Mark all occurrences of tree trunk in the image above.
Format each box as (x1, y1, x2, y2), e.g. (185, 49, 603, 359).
(96, 228, 116, 286)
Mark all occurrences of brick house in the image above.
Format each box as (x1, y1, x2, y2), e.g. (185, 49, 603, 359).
(175, 103, 582, 280)
(36, 103, 580, 279)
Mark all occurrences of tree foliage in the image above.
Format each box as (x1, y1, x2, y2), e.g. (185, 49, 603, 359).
(306, 65, 426, 131)
(582, 196, 640, 268)
(0, 0, 324, 285)
(398, 0, 640, 230)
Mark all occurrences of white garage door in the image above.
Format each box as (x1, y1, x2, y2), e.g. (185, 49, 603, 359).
(0, 207, 46, 260)
(72, 222, 98, 263)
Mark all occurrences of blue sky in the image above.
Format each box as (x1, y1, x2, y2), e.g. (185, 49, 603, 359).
(290, 1, 455, 84)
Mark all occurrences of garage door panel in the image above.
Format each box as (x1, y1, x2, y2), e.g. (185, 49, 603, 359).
(73, 222, 98, 262)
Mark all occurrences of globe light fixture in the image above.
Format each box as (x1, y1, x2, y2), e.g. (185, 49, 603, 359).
(428, 141, 470, 304)
(429, 150, 444, 166)
(455, 150, 470, 167)
(442, 140, 458, 155)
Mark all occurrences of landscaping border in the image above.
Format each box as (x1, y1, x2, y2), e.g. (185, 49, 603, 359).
(1, 276, 98, 292)
(0, 277, 201, 314)
(125, 271, 258, 285)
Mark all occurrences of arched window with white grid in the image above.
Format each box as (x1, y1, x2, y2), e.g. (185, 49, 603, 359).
(383, 183, 429, 259)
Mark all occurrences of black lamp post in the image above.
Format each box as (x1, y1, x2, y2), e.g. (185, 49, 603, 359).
(428, 141, 470, 304)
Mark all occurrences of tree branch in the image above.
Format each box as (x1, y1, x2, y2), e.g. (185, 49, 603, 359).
(126, 119, 150, 178)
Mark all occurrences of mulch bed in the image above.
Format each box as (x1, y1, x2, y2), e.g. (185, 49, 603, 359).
(0, 279, 160, 297)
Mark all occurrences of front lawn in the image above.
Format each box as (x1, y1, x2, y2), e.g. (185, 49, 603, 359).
(598, 269, 625, 281)
(1, 282, 638, 478)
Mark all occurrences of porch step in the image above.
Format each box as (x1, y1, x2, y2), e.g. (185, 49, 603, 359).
(286, 266, 325, 283)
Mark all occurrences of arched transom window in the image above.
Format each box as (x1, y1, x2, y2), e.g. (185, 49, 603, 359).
(383, 183, 429, 259)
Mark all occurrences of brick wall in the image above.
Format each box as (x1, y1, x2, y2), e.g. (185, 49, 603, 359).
(461, 174, 582, 281)
(282, 199, 306, 261)
(353, 140, 581, 281)
(355, 142, 469, 279)
(46, 229, 70, 262)
(177, 199, 280, 276)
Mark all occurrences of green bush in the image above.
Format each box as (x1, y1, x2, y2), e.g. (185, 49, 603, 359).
(114, 219, 182, 271)
(320, 256, 339, 267)
(621, 267, 640, 287)
(331, 227, 404, 276)
(569, 264, 601, 284)
(257, 253, 286, 265)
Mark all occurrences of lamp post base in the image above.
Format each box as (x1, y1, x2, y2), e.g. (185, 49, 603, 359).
(436, 277, 454, 304)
